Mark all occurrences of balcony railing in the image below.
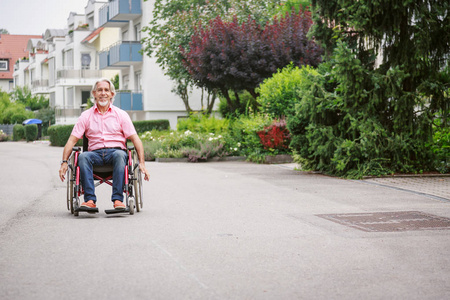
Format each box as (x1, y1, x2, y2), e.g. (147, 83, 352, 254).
(32, 79, 49, 89)
(115, 91, 143, 111)
(99, 41, 142, 69)
(99, 0, 141, 27)
(57, 68, 102, 79)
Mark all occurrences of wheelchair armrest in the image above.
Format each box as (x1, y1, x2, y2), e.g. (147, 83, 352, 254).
(127, 146, 135, 151)
(72, 147, 81, 152)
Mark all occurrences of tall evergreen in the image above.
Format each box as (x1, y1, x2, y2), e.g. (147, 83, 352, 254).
(287, 0, 449, 177)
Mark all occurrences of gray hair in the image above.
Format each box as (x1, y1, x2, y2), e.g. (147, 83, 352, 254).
(91, 78, 116, 103)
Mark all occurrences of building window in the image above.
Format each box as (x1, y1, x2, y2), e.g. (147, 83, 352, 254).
(81, 53, 91, 70)
(67, 87, 74, 108)
(122, 30, 129, 41)
(50, 92, 56, 107)
(122, 74, 129, 90)
(135, 72, 142, 91)
(0, 59, 8, 71)
(135, 23, 141, 41)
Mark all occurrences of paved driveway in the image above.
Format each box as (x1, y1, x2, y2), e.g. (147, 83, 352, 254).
(1, 142, 449, 299)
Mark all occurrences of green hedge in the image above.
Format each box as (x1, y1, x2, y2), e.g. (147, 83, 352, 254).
(48, 119, 170, 147)
(133, 119, 170, 133)
(13, 124, 25, 141)
(24, 124, 38, 142)
(48, 125, 79, 147)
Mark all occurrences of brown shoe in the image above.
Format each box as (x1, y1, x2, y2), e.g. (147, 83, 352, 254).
(81, 200, 96, 208)
(114, 200, 126, 209)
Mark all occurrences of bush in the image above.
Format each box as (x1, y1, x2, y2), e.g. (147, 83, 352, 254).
(0, 130, 8, 142)
(141, 130, 229, 161)
(13, 124, 25, 141)
(287, 42, 435, 178)
(48, 125, 78, 147)
(177, 114, 230, 134)
(24, 124, 38, 142)
(256, 119, 291, 152)
(227, 114, 272, 156)
(430, 114, 450, 173)
(257, 64, 318, 118)
(218, 91, 259, 118)
(133, 119, 170, 133)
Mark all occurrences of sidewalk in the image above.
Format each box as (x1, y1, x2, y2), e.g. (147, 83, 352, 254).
(278, 163, 450, 201)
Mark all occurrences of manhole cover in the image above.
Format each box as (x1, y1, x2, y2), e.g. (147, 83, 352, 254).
(317, 211, 450, 232)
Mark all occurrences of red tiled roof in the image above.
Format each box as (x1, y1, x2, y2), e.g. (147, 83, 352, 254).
(0, 34, 42, 80)
(82, 27, 104, 44)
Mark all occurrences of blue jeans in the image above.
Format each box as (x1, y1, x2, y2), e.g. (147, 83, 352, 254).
(78, 149, 128, 203)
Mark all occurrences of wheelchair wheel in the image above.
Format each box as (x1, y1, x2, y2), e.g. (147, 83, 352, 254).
(133, 151, 143, 211)
(73, 166, 81, 217)
(67, 156, 75, 214)
(129, 197, 135, 215)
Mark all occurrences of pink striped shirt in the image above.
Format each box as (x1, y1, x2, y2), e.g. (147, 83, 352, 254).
(71, 104, 137, 151)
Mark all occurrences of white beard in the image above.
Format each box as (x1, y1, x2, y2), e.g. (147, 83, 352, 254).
(97, 100, 109, 107)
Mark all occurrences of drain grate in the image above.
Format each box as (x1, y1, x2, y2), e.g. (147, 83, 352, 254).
(317, 211, 450, 232)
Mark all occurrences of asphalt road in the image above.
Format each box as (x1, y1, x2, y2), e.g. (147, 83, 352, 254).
(1, 142, 449, 299)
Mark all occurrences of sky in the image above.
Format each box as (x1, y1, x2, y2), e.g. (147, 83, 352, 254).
(0, 0, 91, 36)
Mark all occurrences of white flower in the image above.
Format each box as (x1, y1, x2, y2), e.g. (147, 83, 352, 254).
(237, 142, 241, 147)
(184, 130, 192, 135)
(234, 148, 238, 151)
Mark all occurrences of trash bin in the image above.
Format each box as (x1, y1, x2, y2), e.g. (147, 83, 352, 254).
(22, 119, 43, 140)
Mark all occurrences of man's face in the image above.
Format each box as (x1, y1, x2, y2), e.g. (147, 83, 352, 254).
(93, 81, 114, 107)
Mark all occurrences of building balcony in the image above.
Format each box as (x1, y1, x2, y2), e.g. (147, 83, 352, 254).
(99, 0, 142, 27)
(32, 79, 49, 88)
(31, 79, 49, 93)
(99, 41, 142, 70)
(55, 68, 102, 86)
(115, 91, 143, 111)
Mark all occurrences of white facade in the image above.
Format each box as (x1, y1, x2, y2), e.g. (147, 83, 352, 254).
(99, 0, 213, 128)
(13, 0, 215, 128)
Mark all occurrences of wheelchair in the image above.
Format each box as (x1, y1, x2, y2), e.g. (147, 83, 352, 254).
(66, 137, 143, 216)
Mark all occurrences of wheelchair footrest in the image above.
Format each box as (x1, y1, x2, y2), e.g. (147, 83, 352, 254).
(104, 207, 129, 214)
(76, 207, 99, 214)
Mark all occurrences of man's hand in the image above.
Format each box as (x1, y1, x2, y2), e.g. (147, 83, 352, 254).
(140, 162, 150, 181)
(59, 163, 68, 182)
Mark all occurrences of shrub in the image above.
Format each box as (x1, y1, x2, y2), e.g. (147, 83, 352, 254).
(177, 114, 230, 134)
(287, 42, 435, 178)
(430, 114, 450, 173)
(227, 114, 272, 156)
(154, 148, 185, 159)
(48, 125, 80, 147)
(218, 91, 259, 118)
(256, 119, 291, 151)
(24, 124, 38, 142)
(141, 140, 163, 161)
(0, 130, 8, 142)
(13, 124, 25, 141)
(257, 64, 318, 118)
(133, 119, 170, 133)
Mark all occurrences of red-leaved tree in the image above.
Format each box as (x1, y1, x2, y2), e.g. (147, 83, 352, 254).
(181, 9, 322, 110)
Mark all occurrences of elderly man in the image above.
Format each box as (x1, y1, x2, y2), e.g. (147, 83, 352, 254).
(59, 78, 150, 210)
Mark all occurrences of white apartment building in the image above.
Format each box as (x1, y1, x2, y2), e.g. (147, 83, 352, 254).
(14, 0, 212, 129)
(98, 0, 208, 127)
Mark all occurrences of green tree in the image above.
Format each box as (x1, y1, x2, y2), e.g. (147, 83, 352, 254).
(310, 0, 449, 119)
(141, 0, 286, 114)
(0, 89, 34, 124)
(287, 0, 450, 177)
(10, 86, 49, 111)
